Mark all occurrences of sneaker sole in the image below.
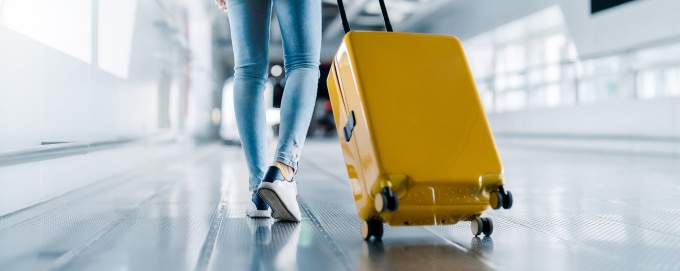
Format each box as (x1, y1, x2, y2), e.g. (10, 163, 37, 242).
(258, 188, 300, 222)
(246, 209, 271, 218)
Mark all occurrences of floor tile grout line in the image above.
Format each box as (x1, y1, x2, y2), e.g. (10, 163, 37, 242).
(194, 202, 226, 271)
(557, 203, 680, 239)
(50, 145, 222, 271)
(0, 152, 188, 231)
(299, 199, 354, 271)
(0, 170, 146, 230)
(0, 144, 219, 232)
(193, 145, 235, 271)
(47, 181, 176, 271)
(519, 196, 680, 239)
(423, 226, 502, 270)
(490, 214, 631, 264)
(48, 217, 127, 271)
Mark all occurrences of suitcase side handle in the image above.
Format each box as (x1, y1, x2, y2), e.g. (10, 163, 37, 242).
(336, 0, 393, 34)
(343, 111, 356, 142)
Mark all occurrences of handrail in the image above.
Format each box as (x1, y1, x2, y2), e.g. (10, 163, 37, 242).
(578, 35, 680, 61)
(0, 133, 176, 167)
(494, 132, 680, 142)
(476, 58, 680, 84)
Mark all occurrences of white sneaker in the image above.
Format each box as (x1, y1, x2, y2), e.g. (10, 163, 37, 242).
(257, 166, 302, 222)
(246, 191, 272, 218)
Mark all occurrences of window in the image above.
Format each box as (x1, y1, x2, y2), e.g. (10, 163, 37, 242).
(465, 4, 680, 113)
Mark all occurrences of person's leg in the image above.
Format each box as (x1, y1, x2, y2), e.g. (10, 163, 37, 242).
(272, 0, 322, 173)
(257, 0, 321, 222)
(226, 0, 273, 217)
(226, 0, 272, 191)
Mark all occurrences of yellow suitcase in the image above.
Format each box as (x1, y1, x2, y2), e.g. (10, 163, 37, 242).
(327, 0, 513, 241)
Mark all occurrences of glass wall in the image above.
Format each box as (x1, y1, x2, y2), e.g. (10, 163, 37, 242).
(464, 5, 680, 113)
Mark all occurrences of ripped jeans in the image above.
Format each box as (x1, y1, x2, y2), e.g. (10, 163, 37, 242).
(225, 0, 321, 191)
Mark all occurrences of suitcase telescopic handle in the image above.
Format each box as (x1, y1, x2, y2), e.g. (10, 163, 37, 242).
(336, 0, 393, 34)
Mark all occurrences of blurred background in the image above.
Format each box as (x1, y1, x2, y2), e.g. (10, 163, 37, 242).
(2, 1, 680, 270)
(2, 0, 679, 150)
(1, 0, 679, 218)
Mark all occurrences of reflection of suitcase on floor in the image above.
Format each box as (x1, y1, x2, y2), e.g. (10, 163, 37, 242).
(327, 0, 513, 241)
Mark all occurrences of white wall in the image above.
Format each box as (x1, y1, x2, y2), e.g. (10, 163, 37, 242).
(0, 0, 194, 216)
(0, 0, 187, 152)
(488, 98, 680, 156)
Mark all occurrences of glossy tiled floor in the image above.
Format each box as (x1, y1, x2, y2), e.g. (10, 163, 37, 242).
(1, 139, 679, 270)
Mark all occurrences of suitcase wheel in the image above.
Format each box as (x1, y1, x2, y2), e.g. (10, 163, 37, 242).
(503, 190, 513, 209)
(490, 186, 513, 210)
(374, 187, 399, 213)
(471, 217, 493, 237)
(490, 191, 504, 209)
(361, 219, 384, 241)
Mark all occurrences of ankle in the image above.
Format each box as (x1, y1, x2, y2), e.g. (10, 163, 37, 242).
(274, 162, 294, 180)
(251, 191, 269, 210)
